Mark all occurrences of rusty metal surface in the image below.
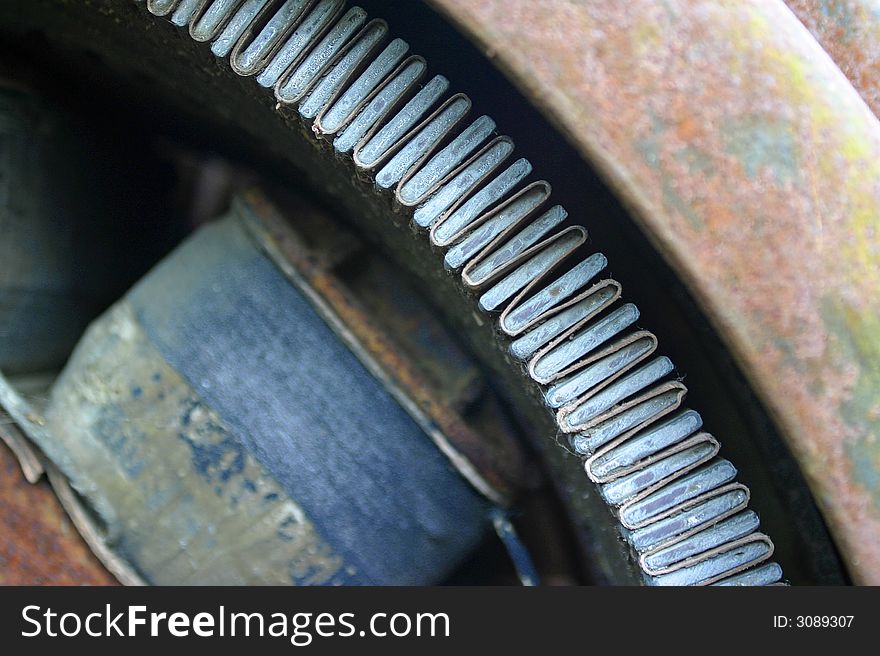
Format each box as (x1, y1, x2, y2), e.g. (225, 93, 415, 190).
(786, 0, 880, 118)
(427, 0, 880, 583)
(0, 0, 843, 583)
(0, 442, 116, 585)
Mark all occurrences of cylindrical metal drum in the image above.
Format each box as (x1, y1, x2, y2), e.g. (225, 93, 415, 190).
(30, 200, 492, 585)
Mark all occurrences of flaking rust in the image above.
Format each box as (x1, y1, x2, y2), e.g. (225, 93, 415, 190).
(428, 0, 880, 582)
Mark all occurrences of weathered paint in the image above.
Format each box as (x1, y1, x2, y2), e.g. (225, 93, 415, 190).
(29, 204, 489, 584)
(427, 0, 880, 582)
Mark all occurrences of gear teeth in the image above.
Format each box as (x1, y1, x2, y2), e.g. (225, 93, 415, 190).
(531, 303, 640, 385)
(643, 510, 761, 575)
(620, 459, 739, 529)
(143, 0, 783, 586)
(297, 19, 389, 119)
(478, 226, 586, 313)
(545, 331, 656, 410)
(416, 137, 518, 232)
(509, 281, 621, 361)
(315, 36, 409, 133)
(190, 1, 243, 42)
(375, 94, 470, 189)
(210, 1, 270, 59)
(273, 5, 367, 101)
(229, 0, 312, 77)
(398, 115, 496, 206)
(461, 205, 568, 287)
(501, 252, 606, 337)
(571, 384, 687, 455)
(353, 75, 450, 169)
(444, 182, 550, 272)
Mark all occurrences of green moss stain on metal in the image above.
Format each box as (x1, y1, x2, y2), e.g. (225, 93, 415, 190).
(822, 297, 880, 513)
(722, 115, 799, 184)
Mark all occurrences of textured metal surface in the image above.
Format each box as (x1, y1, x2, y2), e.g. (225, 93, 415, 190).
(787, 0, 880, 118)
(8, 0, 860, 583)
(0, 442, 116, 585)
(428, 0, 880, 584)
(10, 202, 491, 585)
(89, 0, 785, 585)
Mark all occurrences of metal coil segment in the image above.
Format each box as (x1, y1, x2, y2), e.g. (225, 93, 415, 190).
(139, 0, 782, 585)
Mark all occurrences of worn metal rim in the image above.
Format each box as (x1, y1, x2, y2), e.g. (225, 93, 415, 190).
(427, 0, 880, 584)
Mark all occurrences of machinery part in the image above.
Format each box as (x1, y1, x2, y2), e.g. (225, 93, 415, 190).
(427, 0, 880, 585)
(20, 0, 786, 585)
(248, 191, 528, 504)
(1, 192, 525, 585)
(142, 0, 781, 585)
(0, 0, 858, 584)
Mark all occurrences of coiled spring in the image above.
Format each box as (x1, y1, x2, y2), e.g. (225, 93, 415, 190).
(139, 0, 783, 586)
